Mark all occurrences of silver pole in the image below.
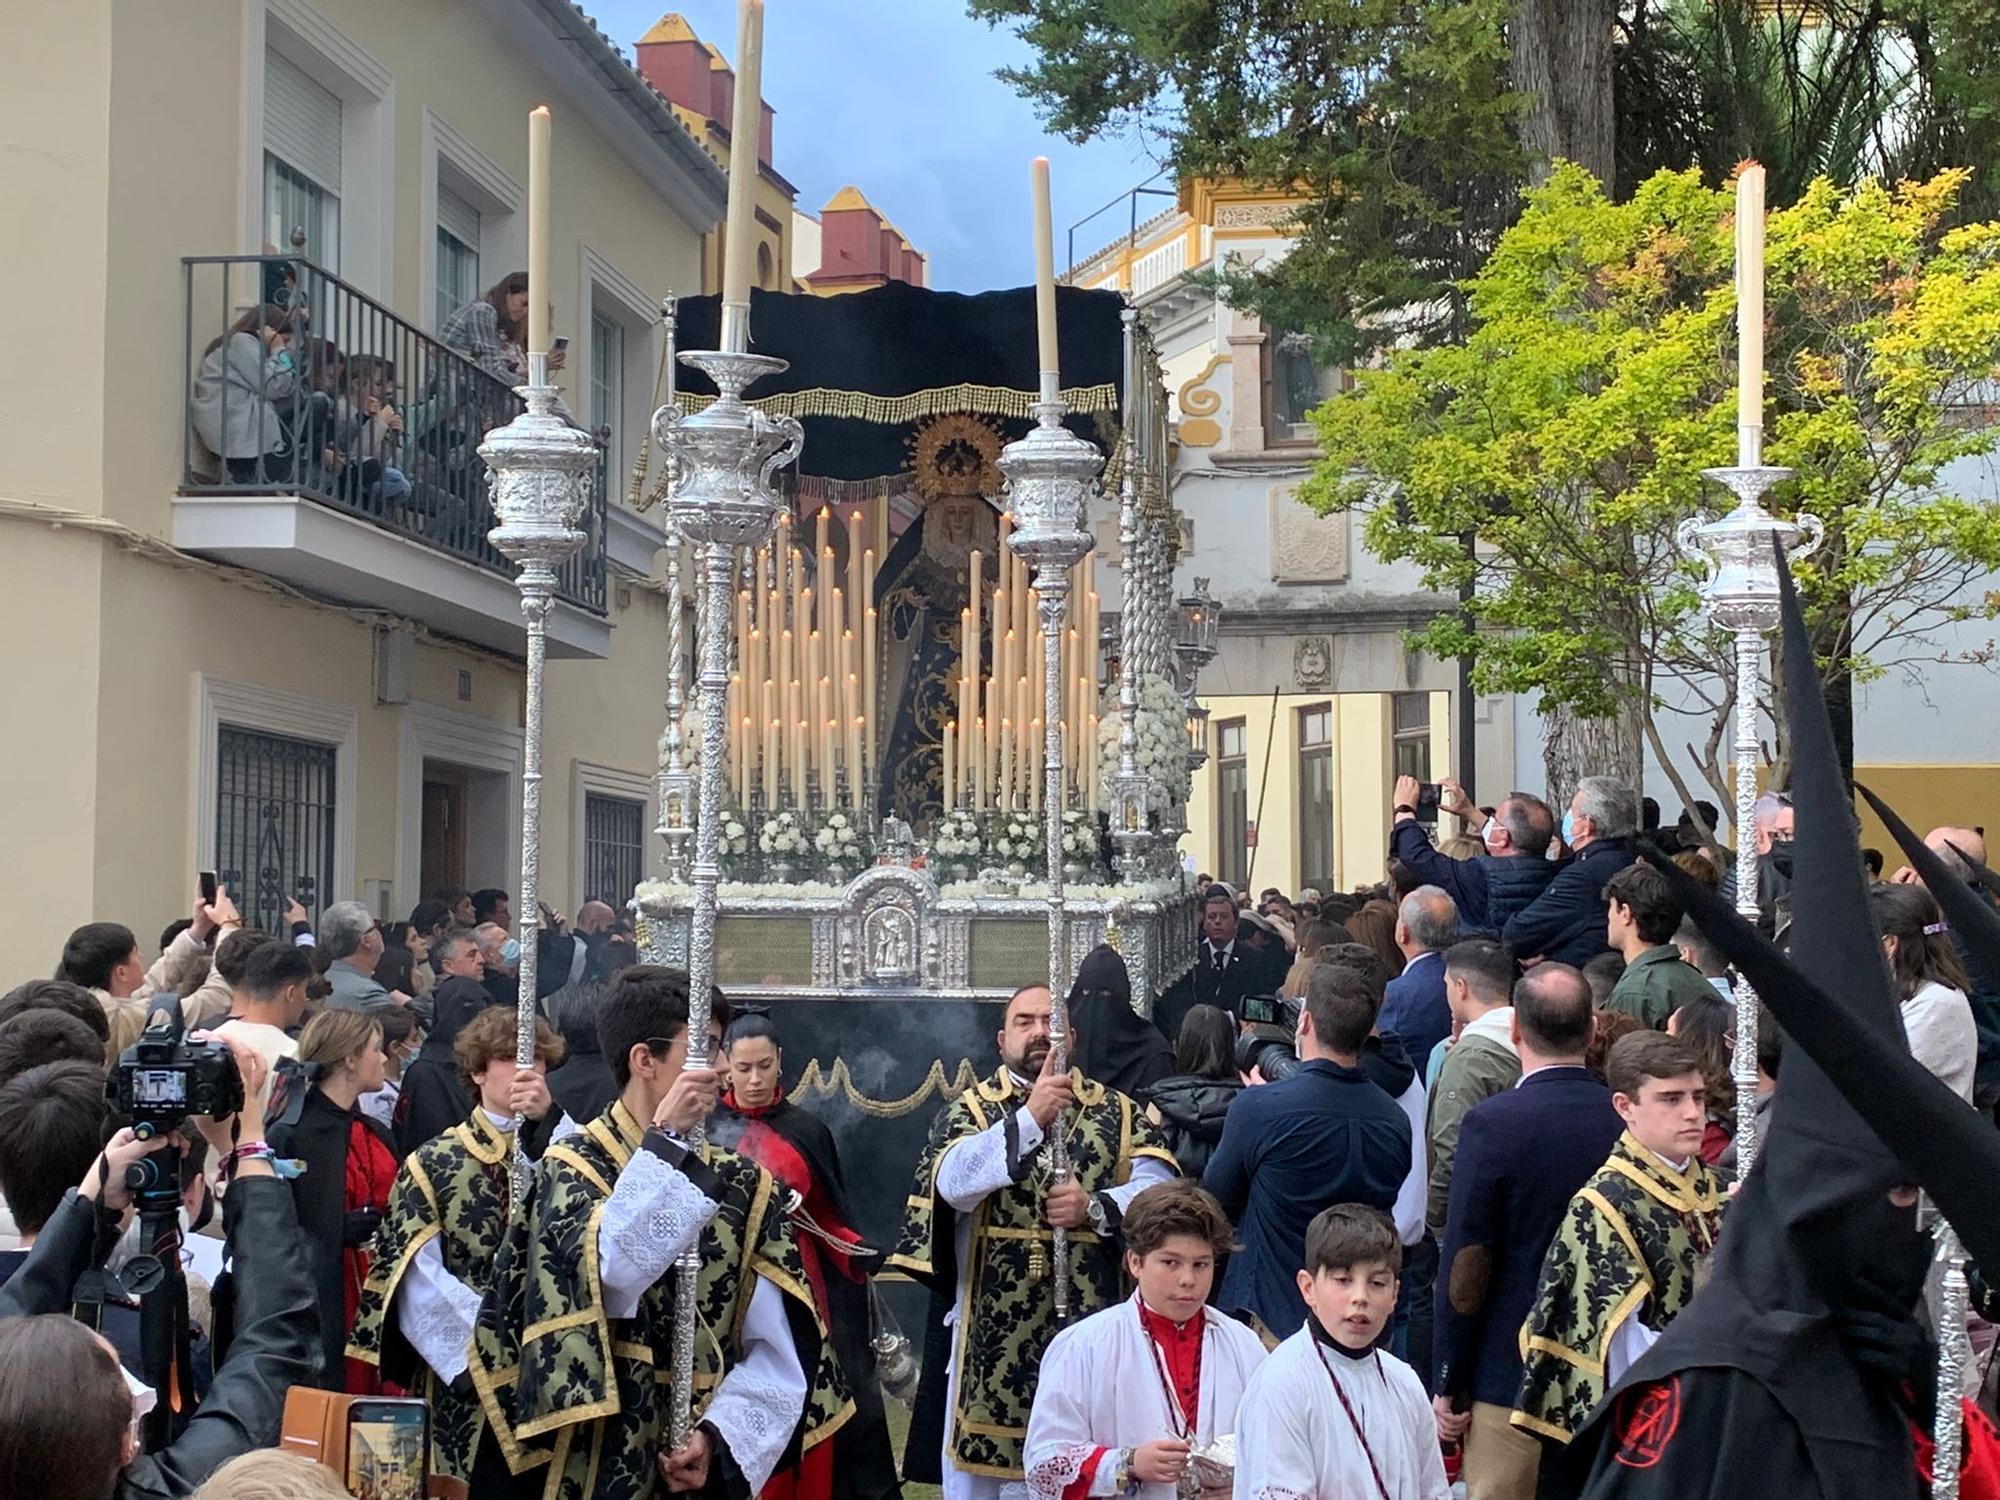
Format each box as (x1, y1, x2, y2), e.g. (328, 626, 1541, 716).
(654, 344, 802, 1445)
(1728, 629, 1765, 1173)
(1109, 309, 1149, 877)
(1001, 362, 1104, 1326)
(480, 351, 594, 1193)
(1934, 1217, 1972, 1500)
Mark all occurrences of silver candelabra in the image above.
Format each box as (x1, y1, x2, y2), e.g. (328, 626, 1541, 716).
(480, 354, 597, 1193)
(652, 297, 696, 883)
(999, 369, 1105, 1323)
(1110, 309, 1150, 878)
(1678, 464, 1819, 1177)
(653, 340, 803, 1448)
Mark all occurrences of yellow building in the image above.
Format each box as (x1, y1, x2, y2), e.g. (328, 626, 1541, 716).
(0, 0, 732, 957)
(1071, 181, 1518, 895)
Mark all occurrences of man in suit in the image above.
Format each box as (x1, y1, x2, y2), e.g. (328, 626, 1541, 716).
(1203, 959, 1412, 1337)
(1503, 777, 1640, 967)
(1379, 885, 1460, 1070)
(1156, 885, 1274, 1041)
(1432, 963, 1622, 1500)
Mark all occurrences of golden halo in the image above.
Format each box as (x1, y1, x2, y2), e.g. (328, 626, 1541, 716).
(906, 412, 1004, 501)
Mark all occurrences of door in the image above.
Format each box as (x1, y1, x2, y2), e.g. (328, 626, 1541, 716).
(421, 768, 467, 899)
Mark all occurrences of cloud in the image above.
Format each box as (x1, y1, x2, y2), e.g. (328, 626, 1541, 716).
(587, 0, 1156, 289)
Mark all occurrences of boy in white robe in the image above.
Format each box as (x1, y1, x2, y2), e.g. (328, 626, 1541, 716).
(1025, 1183, 1267, 1499)
(1235, 1204, 1449, 1500)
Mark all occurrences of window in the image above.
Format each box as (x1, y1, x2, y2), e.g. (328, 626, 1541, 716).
(263, 50, 342, 269)
(590, 308, 625, 476)
(583, 792, 645, 905)
(1393, 693, 1432, 782)
(435, 184, 481, 331)
(213, 724, 338, 934)
(1298, 704, 1334, 893)
(1263, 326, 1349, 445)
(1216, 718, 1249, 891)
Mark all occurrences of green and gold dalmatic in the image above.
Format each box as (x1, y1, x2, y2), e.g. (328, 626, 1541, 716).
(1513, 1131, 1725, 1443)
(347, 1108, 515, 1478)
(469, 1101, 851, 1500)
(889, 1068, 1176, 1478)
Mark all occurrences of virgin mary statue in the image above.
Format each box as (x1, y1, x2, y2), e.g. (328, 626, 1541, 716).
(870, 414, 1002, 825)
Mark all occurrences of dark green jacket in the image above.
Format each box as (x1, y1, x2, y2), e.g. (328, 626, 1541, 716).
(1606, 944, 1717, 1029)
(1426, 1011, 1522, 1234)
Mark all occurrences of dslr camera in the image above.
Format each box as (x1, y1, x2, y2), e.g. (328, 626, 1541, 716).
(107, 993, 243, 1137)
(1235, 993, 1303, 1083)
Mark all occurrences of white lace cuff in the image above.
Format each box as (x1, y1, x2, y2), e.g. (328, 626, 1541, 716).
(600, 1146, 719, 1319)
(938, 1109, 1043, 1212)
(1026, 1441, 1103, 1499)
(702, 1277, 807, 1490)
(395, 1237, 481, 1382)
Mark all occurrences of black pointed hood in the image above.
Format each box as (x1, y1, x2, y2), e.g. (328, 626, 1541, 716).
(1854, 782, 2000, 997)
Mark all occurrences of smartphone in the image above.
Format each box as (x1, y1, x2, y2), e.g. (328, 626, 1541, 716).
(345, 1397, 429, 1500)
(1415, 782, 1443, 823)
(552, 335, 570, 353)
(198, 870, 218, 905)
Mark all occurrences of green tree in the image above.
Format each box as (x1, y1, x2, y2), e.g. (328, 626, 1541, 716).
(1304, 164, 2000, 806)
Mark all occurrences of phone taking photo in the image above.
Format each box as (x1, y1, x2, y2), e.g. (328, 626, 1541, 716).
(344, 1397, 429, 1500)
(199, 871, 218, 905)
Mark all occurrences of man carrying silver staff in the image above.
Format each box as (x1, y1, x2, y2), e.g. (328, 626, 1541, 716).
(891, 981, 1178, 1500)
(466, 965, 851, 1499)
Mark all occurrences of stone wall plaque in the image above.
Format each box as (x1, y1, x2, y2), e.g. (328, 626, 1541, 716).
(1294, 636, 1333, 689)
(1269, 483, 1349, 584)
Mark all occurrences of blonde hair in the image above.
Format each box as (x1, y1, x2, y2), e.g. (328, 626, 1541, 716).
(192, 1450, 350, 1500)
(296, 1007, 382, 1073)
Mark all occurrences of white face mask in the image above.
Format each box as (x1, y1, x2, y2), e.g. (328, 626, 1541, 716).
(1480, 817, 1504, 851)
(122, 1364, 157, 1440)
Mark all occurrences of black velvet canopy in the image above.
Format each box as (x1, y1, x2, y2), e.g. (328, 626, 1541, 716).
(670, 282, 1129, 480)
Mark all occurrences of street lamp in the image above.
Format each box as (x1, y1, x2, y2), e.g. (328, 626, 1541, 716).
(1677, 465, 1820, 1176)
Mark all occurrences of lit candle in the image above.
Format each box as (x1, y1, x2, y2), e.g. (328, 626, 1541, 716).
(1736, 162, 1766, 465)
(785, 679, 802, 802)
(729, 673, 744, 800)
(815, 507, 831, 569)
(527, 106, 553, 357)
(796, 720, 810, 801)
(762, 717, 778, 809)
(1000, 720, 1014, 812)
(846, 509, 864, 629)
(862, 603, 877, 775)
(738, 715, 752, 807)
(1031, 156, 1059, 379)
(943, 720, 957, 812)
(720, 0, 765, 350)
(1087, 711, 1101, 811)
(845, 682, 861, 788)
(974, 716, 988, 811)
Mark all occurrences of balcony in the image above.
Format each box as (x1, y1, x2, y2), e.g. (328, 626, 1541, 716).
(175, 254, 611, 659)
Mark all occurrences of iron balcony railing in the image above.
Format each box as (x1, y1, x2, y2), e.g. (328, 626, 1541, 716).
(180, 252, 606, 615)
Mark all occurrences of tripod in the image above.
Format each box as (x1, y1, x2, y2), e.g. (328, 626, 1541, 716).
(122, 1154, 196, 1452)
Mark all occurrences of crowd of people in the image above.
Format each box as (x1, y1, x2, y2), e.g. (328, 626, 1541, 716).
(3, 646, 1998, 1499)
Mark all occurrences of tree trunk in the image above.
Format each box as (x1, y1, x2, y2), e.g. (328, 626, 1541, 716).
(1513, 0, 1618, 184)
(1543, 698, 1645, 818)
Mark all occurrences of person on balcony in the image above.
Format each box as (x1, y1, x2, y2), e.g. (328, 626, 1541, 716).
(190, 302, 300, 484)
(441, 269, 569, 387)
(333, 353, 414, 512)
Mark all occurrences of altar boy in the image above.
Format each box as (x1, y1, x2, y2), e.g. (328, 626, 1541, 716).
(1234, 1204, 1449, 1500)
(1025, 1183, 1266, 1499)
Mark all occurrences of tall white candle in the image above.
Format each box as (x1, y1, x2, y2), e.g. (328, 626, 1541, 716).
(1737, 162, 1766, 464)
(720, 0, 766, 349)
(527, 107, 552, 356)
(1031, 157, 1059, 378)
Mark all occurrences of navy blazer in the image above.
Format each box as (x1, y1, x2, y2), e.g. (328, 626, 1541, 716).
(1501, 837, 1638, 967)
(1203, 1057, 1411, 1338)
(1434, 1064, 1624, 1408)
(1379, 950, 1452, 1071)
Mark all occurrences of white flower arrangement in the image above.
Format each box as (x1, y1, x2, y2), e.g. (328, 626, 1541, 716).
(932, 808, 986, 862)
(758, 809, 810, 859)
(990, 808, 1045, 870)
(1060, 808, 1099, 861)
(1096, 673, 1192, 811)
(813, 810, 868, 873)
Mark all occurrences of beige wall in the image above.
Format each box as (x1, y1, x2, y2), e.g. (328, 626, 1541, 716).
(1183, 690, 1452, 896)
(1, 0, 702, 963)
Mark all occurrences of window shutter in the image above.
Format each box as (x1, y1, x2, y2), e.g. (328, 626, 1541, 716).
(264, 50, 342, 193)
(438, 184, 481, 249)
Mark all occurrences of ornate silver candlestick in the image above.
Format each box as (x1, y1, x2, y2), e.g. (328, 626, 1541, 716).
(481, 355, 596, 1193)
(653, 342, 803, 1448)
(1000, 369, 1104, 1322)
(648, 297, 695, 883)
(1678, 465, 1819, 1177)
(1110, 309, 1150, 878)
(1933, 1214, 1972, 1500)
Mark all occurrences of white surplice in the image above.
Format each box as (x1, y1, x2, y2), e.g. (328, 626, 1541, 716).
(1024, 1293, 1269, 1500)
(1232, 1327, 1449, 1500)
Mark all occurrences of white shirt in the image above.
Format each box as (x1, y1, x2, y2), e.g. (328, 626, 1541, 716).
(1903, 980, 1978, 1102)
(1025, 1294, 1268, 1499)
(211, 1018, 298, 1106)
(1234, 1328, 1449, 1500)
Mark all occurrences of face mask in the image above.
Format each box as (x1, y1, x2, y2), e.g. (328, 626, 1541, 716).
(500, 937, 522, 966)
(122, 1365, 157, 1441)
(1767, 839, 1795, 879)
(1561, 809, 1577, 846)
(1480, 818, 1503, 850)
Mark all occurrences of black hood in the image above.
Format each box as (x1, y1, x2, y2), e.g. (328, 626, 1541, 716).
(1359, 1029, 1416, 1100)
(1069, 944, 1173, 1098)
(422, 975, 497, 1056)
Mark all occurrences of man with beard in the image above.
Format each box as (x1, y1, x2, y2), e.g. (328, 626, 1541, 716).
(891, 984, 1179, 1500)
(1552, 564, 2000, 1500)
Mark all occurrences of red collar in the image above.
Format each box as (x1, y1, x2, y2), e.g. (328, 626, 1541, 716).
(1137, 1298, 1203, 1346)
(722, 1086, 785, 1118)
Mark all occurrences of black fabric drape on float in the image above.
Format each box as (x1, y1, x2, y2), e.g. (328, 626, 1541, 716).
(671, 283, 1128, 480)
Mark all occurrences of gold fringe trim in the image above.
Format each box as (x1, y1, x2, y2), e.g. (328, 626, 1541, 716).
(675, 380, 1120, 424)
(791, 1056, 979, 1118)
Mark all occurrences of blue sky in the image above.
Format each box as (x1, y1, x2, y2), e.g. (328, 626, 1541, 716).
(586, 1, 1165, 290)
